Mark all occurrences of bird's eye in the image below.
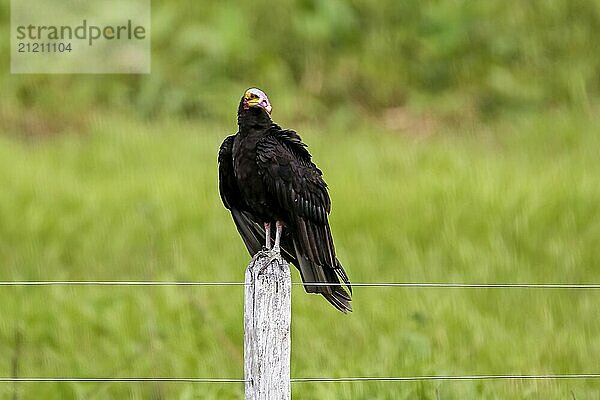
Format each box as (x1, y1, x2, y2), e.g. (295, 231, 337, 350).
(251, 94, 258, 99)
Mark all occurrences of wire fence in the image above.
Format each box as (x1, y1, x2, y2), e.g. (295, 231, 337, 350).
(1, 280, 598, 387)
(0, 281, 599, 288)
(1, 374, 599, 383)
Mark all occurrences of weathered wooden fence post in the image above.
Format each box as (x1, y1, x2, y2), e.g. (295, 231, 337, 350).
(244, 252, 291, 400)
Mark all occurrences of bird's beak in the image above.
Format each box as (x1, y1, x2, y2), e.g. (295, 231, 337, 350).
(243, 93, 260, 109)
(242, 92, 272, 114)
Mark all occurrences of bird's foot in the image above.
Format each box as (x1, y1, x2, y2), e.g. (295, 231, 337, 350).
(266, 246, 283, 265)
(255, 248, 284, 275)
(251, 250, 269, 263)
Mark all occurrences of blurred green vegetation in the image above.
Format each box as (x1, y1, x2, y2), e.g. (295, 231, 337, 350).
(1, 0, 600, 128)
(0, 110, 598, 399)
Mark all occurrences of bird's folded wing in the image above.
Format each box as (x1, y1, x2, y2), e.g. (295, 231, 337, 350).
(218, 134, 296, 261)
(256, 130, 336, 268)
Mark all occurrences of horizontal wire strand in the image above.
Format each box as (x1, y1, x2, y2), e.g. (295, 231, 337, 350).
(0, 281, 598, 288)
(291, 374, 600, 382)
(1, 374, 599, 383)
(0, 378, 245, 383)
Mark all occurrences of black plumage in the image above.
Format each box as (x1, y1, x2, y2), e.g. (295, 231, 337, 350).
(218, 88, 352, 312)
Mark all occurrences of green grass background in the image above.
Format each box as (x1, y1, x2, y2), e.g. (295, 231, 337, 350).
(1, 0, 600, 398)
(0, 109, 598, 399)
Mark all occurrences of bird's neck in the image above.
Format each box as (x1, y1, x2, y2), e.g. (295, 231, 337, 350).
(237, 108, 273, 132)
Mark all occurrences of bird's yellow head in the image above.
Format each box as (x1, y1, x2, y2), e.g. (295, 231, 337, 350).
(242, 88, 272, 114)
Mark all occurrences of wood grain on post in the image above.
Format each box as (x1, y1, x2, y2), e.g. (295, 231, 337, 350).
(244, 252, 291, 400)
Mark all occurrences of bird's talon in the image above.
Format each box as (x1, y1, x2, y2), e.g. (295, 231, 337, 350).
(254, 250, 284, 276)
(251, 251, 268, 263)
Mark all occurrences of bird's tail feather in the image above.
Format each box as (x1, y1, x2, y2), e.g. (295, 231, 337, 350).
(293, 239, 352, 313)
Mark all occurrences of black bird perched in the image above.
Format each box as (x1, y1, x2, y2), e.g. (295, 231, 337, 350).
(218, 88, 352, 312)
